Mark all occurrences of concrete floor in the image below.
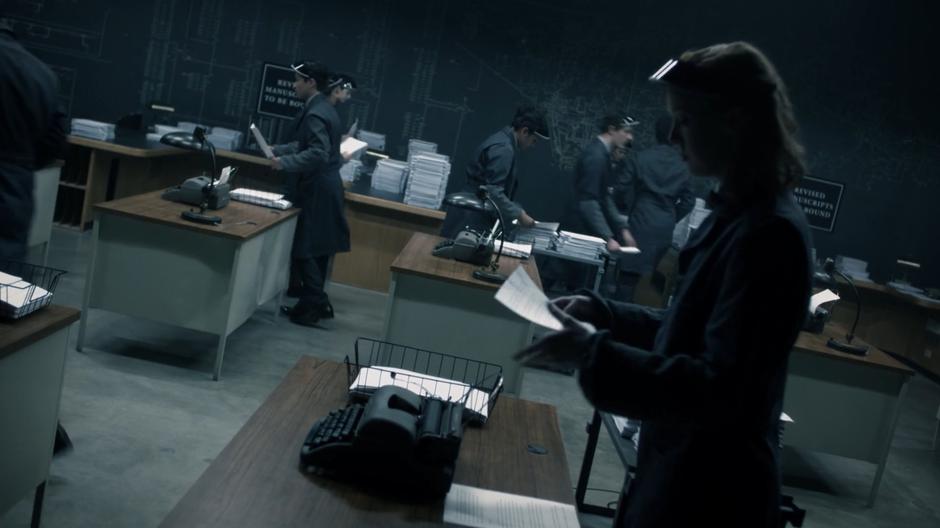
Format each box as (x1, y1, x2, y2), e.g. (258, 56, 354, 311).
(2, 227, 939, 527)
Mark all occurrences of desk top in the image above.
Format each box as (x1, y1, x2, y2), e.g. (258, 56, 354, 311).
(794, 324, 914, 375)
(159, 357, 573, 527)
(391, 233, 542, 292)
(345, 179, 446, 221)
(0, 304, 80, 361)
(68, 133, 179, 158)
(853, 280, 940, 312)
(94, 190, 299, 241)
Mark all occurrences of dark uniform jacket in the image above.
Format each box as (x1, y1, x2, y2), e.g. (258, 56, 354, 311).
(273, 93, 350, 258)
(440, 126, 520, 238)
(576, 190, 812, 528)
(566, 137, 627, 241)
(618, 144, 695, 273)
(0, 30, 67, 260)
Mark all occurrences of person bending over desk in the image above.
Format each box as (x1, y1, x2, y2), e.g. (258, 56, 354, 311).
(517, 42, 812, 528)
(440, 106, 550, 239)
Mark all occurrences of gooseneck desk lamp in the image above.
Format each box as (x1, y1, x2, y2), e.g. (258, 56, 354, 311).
(160, 127, 223, 225)
(822, 257, 869, 356)
(442, 186, 508, 284)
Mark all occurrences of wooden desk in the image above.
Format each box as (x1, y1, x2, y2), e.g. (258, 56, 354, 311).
(159, 357, 573, 527)
(783, 324, 913, 506)
(0, 305, 80, 527)
(831, 280, 940, 377)
(62, 134, 192, 229)
(332, 183, 446, 292)
(382, 233, 539, 394)
(76, 191, 299, 380)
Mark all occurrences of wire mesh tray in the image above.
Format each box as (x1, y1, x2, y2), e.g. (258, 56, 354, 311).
(0, 260, 66, 320)
(345, 337, 504, 425)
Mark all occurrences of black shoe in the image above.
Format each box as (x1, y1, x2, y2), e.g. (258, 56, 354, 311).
(54, 423, 73, 456)
(289, 309, 321, 327)
(285, 287, 302, 299)
(319, 302, 335, 319)
(280, 304, 295, 316)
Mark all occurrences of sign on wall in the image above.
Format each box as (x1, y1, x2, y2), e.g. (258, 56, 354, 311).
(793, 176, 844, 232)
(256, 63, 304, 120)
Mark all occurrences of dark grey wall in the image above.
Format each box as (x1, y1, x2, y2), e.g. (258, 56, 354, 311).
(5, 0, 938, 284)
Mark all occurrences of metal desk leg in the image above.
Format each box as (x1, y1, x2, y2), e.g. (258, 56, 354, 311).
(592, 258, 606, 293)
(31, 481, 45, 528)
(868, 379, 909, 507)
(575, 409, 616, 517)
(76, 219, 101, 352)
(212, 332, 228, 382)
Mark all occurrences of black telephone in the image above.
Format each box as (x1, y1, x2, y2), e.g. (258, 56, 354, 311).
(432, 228, 494, 266)
(300, 386, 464, 499)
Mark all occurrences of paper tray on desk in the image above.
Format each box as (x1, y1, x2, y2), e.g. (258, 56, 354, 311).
(345, 338, 504, 425)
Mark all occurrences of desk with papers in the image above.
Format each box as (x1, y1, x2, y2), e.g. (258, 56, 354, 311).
(159, 357, 576, 528)
(76, 191, 299, 380)
(382, 233, 541, 394)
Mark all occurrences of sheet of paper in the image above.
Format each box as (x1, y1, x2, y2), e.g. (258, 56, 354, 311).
(249, 123, 274, 159)
(349, 366, 496, 419)
(494, 267, 562, 331)
(217, 166, 234, 185)
(559, 230, 605, 245)
(533, 221, 559, 232)
(492, 240, 533, 259)
(444, 484, 579, 528)
(340, 136, 369, 157)
(0, 271, 22, 285)
(617, 246, 641, 254)
(780, 412, 794, 423)
(0, 281, 51, 309)
(809, 288, 840, 313)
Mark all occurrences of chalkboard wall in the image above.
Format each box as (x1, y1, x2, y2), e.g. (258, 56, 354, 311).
(4, 0, 938, 285)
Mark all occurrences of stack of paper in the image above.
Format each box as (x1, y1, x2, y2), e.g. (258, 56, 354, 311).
(349, 366, 500, 424)
(0, 271, 52, 310)
(357, 130, 386, 151)
(371, 159, 409, 194)
(404, 152, 451, 209)
(339, 159, 362, 183)
(340, 136, 369, 159)
(177, 121, 211, 133)
(836, 256, 871, 282)
(71, 119, 115, 141)
(230, 188, 292, 210)
(492, 239, 533, 259)
(407, 139, 438, 161)
(556, 230, 609, 260)
(207, 127, 243, 151)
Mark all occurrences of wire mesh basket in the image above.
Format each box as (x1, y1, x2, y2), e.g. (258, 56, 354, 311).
(0, 260, 66, 320)
(345, 337, 504, 426)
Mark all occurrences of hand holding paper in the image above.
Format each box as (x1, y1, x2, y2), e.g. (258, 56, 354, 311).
(809, 288, 840, 313)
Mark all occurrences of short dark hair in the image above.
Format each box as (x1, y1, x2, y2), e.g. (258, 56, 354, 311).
(291, 61, 331, 91)
(599, 115, 631, 134)
(654, 115, 672, 144)
(511, 106, 550, 139)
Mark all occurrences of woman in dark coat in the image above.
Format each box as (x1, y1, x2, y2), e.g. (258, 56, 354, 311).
(272, 62, 351, 327)
(517, 42, 812, 528)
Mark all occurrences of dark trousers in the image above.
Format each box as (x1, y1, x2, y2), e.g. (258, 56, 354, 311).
(291, 255, 331, 313)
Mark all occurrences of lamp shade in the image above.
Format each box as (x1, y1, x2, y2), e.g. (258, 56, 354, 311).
(443, 191, 495, 213)
(160, 131, 201, 150)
